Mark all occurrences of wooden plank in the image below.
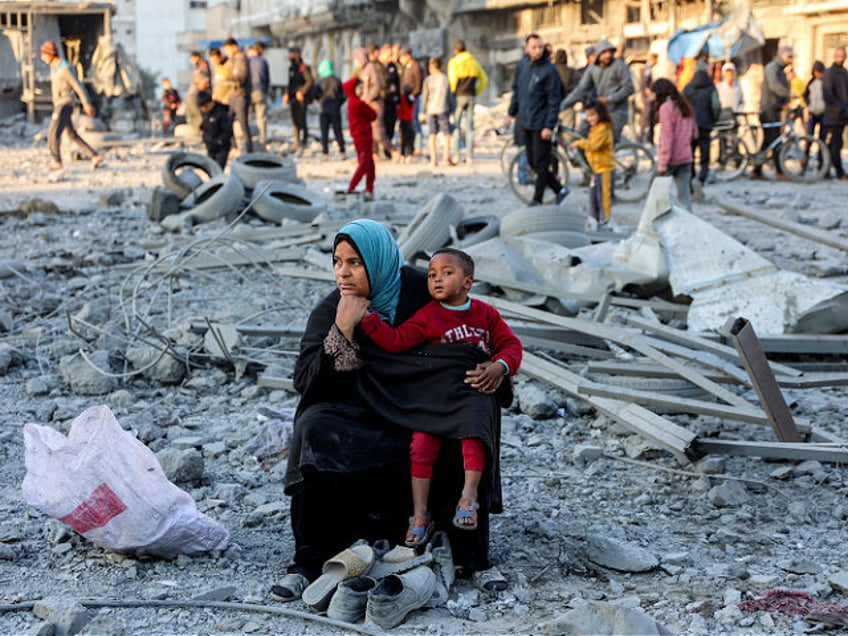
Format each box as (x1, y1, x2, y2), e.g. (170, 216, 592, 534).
(718, 201, 848, 254)
(190, 322, 304, 338)
(576, 380, 772, 425)
(626, 314, 803, 377)
(695, 439, 848, 463)
(521, 353, 697, 463)
(728, 317, 802, 443)
(594, 293, 612, 322)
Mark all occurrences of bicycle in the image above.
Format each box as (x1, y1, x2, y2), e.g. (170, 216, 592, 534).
(506, 123, 656, 204)
(710, 117, 830, 182)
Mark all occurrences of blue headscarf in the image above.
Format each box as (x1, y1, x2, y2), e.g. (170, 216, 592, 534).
(334, 219, 403, 324)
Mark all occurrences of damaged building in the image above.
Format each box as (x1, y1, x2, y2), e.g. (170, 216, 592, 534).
(186, 0, 847, 104)
(0, 0, 146, 132)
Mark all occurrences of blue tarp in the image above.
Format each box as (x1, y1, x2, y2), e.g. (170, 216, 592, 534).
(667, 13, 764, 64)
(198, 37, 274, 51)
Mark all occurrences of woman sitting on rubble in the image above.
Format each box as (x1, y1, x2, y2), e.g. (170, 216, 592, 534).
(271, 219, 509, 600)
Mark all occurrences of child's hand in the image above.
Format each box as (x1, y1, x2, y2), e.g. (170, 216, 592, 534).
(465, 361, 505, 395)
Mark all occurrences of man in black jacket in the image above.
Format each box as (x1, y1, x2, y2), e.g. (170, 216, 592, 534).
(683, 51, 720, 197)
(823, 46, 848, 179)
(752, 46, 793, 179)
(507, 34, 568, 206)
(198, 90, 233, 168)
(284, 46, 314, 154)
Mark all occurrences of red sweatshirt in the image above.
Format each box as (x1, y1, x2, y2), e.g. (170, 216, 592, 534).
(343, 77, 377, 141)
(360, 298, 523, 375)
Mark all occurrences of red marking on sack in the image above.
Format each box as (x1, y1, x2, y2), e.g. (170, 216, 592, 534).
(59, 483, 127, 534)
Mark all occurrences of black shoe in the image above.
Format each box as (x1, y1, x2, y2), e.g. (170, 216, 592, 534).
(555, 186, 570, 205)
(528, 200, 541, 207)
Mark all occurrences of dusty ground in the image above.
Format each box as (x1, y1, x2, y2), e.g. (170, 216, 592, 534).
(1, 117, 847, 636)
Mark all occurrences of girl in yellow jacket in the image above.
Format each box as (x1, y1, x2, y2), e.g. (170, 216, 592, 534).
(570, 99, 616, 225)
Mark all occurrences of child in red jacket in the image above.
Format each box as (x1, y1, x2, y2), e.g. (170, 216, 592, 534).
(343, 77, 378, 200)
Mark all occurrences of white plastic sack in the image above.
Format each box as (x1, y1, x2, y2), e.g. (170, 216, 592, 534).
(22, 405, 231, 559)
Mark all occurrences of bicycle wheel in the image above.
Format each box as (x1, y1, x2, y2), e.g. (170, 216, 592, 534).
(708, 130, 749, 181)
(613, 142, 655, 202)
(779, 135, 831, 182)
(500, 139, 522, 177)
(507, 147, 569, 205)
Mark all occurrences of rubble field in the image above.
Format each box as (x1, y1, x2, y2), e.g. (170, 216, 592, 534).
(1, 125, 847, 636)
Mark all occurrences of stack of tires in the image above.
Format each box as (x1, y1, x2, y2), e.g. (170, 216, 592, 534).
(230, 153, 326, 225)
(159, 152, 243, 225)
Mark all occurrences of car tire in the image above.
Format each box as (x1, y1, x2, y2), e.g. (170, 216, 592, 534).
(500, 205, 586, 236)
(231, 153, 298, 190)
(397, 193, 464, 260)
(181, 173, 245, 223)
(251, 179, 327, 224)
(162, 152, 223, 199)
(451, 215, 501, 249)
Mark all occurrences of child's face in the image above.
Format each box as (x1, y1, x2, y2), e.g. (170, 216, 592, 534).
(585, 108, 600, 126)
(427, 253, 472, 305)
(814, 70, 823, 79)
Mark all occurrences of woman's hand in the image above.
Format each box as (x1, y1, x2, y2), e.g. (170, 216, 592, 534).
(465, 361, 505, 395)
(335, 295, 370, 341)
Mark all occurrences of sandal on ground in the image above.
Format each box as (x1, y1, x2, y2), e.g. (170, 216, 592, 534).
(453, 498, 479, 531)
(472, 566, 508, 593)
(404, 514, 434, 548)
(269, 573, 309, 602)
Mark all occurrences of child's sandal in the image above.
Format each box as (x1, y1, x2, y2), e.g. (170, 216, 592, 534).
(404, 513, 434, 548)
(453, 498, 480, 531)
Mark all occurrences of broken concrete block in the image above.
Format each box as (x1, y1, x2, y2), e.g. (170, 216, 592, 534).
(585, 534, 659, 572)
(539, 601, 672, 636)
(125, 341, 186, 384)
(147, 187, 182, 222)
(829, 571, 848, 594)
(204, 324, 241, 361)
(707, 480, 750, 508)
(572, 443, 603, 467)
(58, 351, 116, 395)
(515, 381, 558, 419)
(32, 597, 90, 636)
(155, 447, 204, 485)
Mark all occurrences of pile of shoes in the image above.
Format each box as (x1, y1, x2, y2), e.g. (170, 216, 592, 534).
(300, 531, 456, 629)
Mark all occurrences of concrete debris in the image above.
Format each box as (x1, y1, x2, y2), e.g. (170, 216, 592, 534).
(707, 480, 751, 508)
(585, 531, 659, 572)
(31, 598, 90, 636)
(539, 601, 672, 635)
(58, 351, 116, 395)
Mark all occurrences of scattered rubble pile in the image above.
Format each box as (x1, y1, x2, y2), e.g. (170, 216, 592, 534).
(0, 136, 847, 635)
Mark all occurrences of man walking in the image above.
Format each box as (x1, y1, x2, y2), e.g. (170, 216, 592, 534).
(448, 40, 488, 164)
(222, 38, 252, 155)
(398, 46, 424, 154)
(247, 42, 270, 148)
(823, 46, 848, 179)
(39, 39, 103, 171)
(284, 46, 314, 154)
(507, 34, 568, 206)
(751, 45, 793, 180)
(561, 39, 634, 142)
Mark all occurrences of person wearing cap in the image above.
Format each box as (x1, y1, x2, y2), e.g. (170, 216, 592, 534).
(561, 38, 634, 142)
(222, 38, 252, 155)
(39, 40, 103, 171)
(751, 45, 794, 180)
(197, 89, 233, 169)
(284, 45, 314, 154)
(716, 62, 744, 118)
(823, 47, 848, 179)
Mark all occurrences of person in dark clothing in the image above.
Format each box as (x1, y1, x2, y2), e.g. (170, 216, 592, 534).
(379, 44, 401, 151)
(507, 34, 568, 206)
(554, 49, 579, 129)
(269, 219, 508, 602)
(222, 38, 252, 155)
(247, 42, 270, 148)
(197, 90, 232, 169)
(314, 59, 346, 157)
(397, 84, 416, 160)
(161, 77, 181, 136)
(187, 51, 211, 134)
(683, 53, 720, 195)
(752, 46, 793, 179)
(398, 46, 424, 154)
(823, 46, 848, 179)
(284, 46, 314, 153)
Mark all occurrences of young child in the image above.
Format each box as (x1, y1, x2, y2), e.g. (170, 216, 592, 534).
(197, 89, 233, 169)
(397, 83, 416, 162)
(420, 56, 453, 168)
(359, 248, 523, 547)
(343, 77, 378, 201)
(161, 78, 182, 136)
(569, 99, 616, 227)
(651, 78, 698, 210)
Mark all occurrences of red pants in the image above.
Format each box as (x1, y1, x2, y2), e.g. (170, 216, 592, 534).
(348, 135, 375, 194)
(410, 431, 485, 479)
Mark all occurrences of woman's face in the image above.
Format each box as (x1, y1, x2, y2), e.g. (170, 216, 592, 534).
(333, 240, 370, 297)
